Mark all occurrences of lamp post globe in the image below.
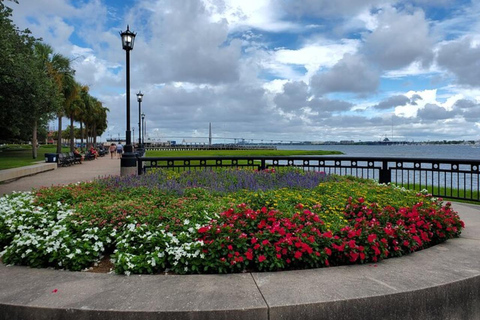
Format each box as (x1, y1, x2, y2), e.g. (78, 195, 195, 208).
(120, 25, 137, 176)
(136, 91, 144, 149)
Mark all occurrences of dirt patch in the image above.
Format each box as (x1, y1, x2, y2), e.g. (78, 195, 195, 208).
(86, 254, 115, 273)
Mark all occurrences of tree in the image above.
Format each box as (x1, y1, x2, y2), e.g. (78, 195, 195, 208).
(29, 44, 62, 158)
(0, 0, 37, 142)
(34, 43, 76, 153)
(0, 2, 60, 156)
(63, 79, 81, 151)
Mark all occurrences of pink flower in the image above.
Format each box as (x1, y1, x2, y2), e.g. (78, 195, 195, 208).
(258, 255, 266, 263)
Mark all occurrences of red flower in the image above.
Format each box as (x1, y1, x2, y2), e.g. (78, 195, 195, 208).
(367, 234, 377, 243)
(227, 245, 233, 251)
(349, 252, 359, 262)
(246, 251, 253, 260)
(294, 251, 303, 259)
(323, 231, 333, 238)
(198, 226, 209, 233)
(251, 237, 258, 244)
(262, 239, 270, 245)
(258, 255, 266, 262)
(324, 248, 332, 256)
(52, 289, 58, 293)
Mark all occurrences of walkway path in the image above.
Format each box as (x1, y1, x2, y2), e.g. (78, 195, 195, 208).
(0, 155, 120, 196)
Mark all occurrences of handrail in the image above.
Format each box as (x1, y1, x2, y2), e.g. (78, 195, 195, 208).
(137, 155, 480, 202)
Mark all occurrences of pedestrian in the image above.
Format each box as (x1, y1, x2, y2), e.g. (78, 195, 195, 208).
(89, 145, 98, 160)
(109, 143, 116, 159)
(116, 142, 123, 159)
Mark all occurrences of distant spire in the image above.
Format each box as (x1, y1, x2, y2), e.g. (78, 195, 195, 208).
(209, 123, 212, 146)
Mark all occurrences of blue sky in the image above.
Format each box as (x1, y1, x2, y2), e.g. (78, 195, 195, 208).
(7, 0, 480, 143)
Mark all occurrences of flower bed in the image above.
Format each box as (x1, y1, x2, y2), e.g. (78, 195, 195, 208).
(0, 169, 464, 275)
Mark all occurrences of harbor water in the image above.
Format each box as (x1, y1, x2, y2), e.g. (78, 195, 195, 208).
(278, 144, 480, 160)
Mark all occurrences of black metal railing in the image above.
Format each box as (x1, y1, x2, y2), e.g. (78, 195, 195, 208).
(137, 156, 480, 202)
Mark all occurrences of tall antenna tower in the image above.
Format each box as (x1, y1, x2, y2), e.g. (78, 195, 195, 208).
(209, 122, 212, 146)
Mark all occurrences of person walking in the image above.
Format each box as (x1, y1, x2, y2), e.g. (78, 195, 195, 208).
(109, 143, 117, 159)
(116, 142, 123, 159)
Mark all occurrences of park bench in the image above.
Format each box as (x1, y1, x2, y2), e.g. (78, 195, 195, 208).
(58, 153, 74, 166)
(71, 151, 82, 164)
(84, 151, 96, 161)
(98, 148, 108, 157)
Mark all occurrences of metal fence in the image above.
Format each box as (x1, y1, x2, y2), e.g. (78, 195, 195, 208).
(137, 156, 480, 202)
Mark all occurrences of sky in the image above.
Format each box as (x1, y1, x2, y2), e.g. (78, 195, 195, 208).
(7, 0, 480, 143)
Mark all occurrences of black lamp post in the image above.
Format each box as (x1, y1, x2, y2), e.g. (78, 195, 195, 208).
(141, 113, 145, 146)
(136, 91, 143, 148)
(120, 25, 136, 175)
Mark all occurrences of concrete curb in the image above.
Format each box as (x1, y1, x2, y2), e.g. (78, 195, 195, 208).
(0, 163, 56, 183)
(0, 202, 478, 320)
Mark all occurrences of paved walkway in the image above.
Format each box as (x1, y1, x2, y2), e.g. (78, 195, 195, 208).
(0, 155, 120, 196)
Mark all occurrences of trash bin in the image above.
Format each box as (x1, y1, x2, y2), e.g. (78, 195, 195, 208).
(45, 153, 57, 163)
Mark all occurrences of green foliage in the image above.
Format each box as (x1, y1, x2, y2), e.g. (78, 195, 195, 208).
(0, 171, 464, 275)
(0, 2, 107, 149)
(0, 144, 70, 169)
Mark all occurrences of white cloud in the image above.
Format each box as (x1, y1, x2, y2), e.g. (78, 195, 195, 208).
(204, 0, 300, 32)
(7, 0, 480, 142)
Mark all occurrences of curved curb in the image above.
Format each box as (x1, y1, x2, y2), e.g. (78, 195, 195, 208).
(0, 202, 479, 320)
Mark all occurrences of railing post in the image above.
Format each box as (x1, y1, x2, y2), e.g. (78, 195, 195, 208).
(137, 157, 143, 175)
(379, 160, 391, 184)
(260, 159, 266, 170)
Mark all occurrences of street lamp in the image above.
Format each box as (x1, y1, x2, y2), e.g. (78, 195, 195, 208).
(120, 25, 136, 176)
(141, 113, 145, 146)
(137, 91, 144, 148)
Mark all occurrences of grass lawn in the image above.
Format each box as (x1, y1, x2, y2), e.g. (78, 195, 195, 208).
(0, 147, 342, 171)
(143, 149, 343, 168)
(396, 183, 480, 204)
(145, 149, 343, 157)
(0, 145, 71, 170)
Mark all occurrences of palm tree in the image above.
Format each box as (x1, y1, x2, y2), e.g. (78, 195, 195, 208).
(78, 86, 93, 148)
(63, 80, 81, 151)
(34, 43, 76, 154)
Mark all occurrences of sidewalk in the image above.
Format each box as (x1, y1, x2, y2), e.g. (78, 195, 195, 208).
(0, 156, 120, 196)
